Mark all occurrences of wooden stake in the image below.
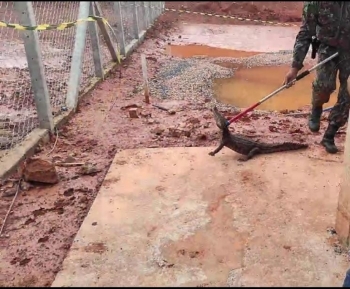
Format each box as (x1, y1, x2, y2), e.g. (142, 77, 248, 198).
(141, 54, 150, 104)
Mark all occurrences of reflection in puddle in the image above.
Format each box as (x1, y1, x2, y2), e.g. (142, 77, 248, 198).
(166, 44, 260, 58)
(214, 65, 338, 111)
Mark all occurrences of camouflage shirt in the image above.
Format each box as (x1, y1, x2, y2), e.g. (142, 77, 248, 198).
(292, 1, 350, 70)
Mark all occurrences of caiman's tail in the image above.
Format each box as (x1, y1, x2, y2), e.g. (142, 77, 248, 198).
(264, 142, 308, 153)
(212, 106, 229, 132)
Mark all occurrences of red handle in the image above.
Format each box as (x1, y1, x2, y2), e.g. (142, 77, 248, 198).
(227, 102, 260, 125)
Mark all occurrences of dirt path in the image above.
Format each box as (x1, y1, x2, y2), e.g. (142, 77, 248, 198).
(0, 2, 347, 287)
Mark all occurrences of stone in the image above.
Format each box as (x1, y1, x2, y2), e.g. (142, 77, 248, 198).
(128, 108, 139, 119)
(147, 119, 156, 125)
(2, 188, 17, 198)
(168, 127, 191, 138)
(268, 125, 278, 133)
(23, 158, 59, 184)
(63, 156, 76, 163)
(20, 180, 33, 191)
(188, 117, 200, 125)
(151, 127, 165, 135)
(168, 128, 182, 138)
(140, 110, 152, 118)
(182, 129, 191, 137)
(79, 163, 101, 176)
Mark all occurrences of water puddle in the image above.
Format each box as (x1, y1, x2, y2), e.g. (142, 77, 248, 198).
(175, 23, 298, 53)
(166, 44, 260, 58)
(214, 65, 338, 111)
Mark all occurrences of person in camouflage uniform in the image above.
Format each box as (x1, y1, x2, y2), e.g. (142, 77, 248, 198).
(284, 1, 350, 154)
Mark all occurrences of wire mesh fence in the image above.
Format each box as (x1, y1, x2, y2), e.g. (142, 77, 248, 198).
(0, 1, 38, 151)
(33, 1, 80, 117)
(0, 1, 165, 158)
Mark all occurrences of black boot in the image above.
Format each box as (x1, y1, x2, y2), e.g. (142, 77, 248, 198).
(308, 106, 323, 132)
(321, 124, 339, 154)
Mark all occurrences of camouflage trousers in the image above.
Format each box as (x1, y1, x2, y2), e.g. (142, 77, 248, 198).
(312, 44, 350, 128)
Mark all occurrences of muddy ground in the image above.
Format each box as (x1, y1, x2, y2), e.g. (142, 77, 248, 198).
(0, 2, 347, 287)
(166, 1, 303, 23)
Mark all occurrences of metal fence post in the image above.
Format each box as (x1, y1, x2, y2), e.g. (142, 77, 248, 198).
(88, 2, 104, 78)
(154, 2, 158, 21)
(156, 2, 161, 18)
(66, 1, 90, 110)
(161, 2, 165, 15)
(149, 2, 153, 23)
(149, 2, 154, 24)
(94, 2, 119, 62)
(14, 1, 54, 131)
(113, 2, 126, 56)
(144, 2, 150, 29)
(151, 2, 157, 21)
(140, 2, 147, 31)
(147, 2, 152, 27)
(132, 2, 140, 39)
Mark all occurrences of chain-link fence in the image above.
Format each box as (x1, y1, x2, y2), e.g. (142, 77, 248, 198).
(0, 1, 164, 157)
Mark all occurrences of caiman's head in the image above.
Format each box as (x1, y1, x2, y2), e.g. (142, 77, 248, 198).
(211, 106, 229, 131)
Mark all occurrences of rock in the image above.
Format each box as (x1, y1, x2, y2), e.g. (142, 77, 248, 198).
(23, 158, 59, 184)
(202, 122, 210, 129)
(146, 119, 156, 125)
(197, 134, 207, 140)
(167, 109, 176, 115)
(20, 180, 33, 191)
(128, 108, 139, 119)
(289, 128, 304, 134)
(188, 117, 200, 125)
(182, 129, 191, 137)
(151, 127, 165, 135)
(63, 156, 76, 163)
(79, 163, 101, 176)
(2, 188, 17, 197)
(79, 195, 88, 204)
(63, 188, 74, 197)
(168, 127, 191, 138)
(140, 110, 152, 118)
(268, 125, 279, 133)
(168, 127, 182, 138)
(179, 122, 187, 129)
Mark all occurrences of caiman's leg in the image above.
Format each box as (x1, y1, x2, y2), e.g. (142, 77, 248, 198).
(209, 142, 224, 156)
(238, 147, 261, 162)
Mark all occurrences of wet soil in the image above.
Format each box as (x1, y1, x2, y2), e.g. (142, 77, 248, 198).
(165, 2, 303, 25)
(0, 2, 346, 287)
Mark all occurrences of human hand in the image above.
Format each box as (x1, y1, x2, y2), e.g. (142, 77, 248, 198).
(283, 68, 299, 88)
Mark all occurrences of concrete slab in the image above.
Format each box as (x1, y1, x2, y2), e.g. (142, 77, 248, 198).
(52, 147, 347, 287)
